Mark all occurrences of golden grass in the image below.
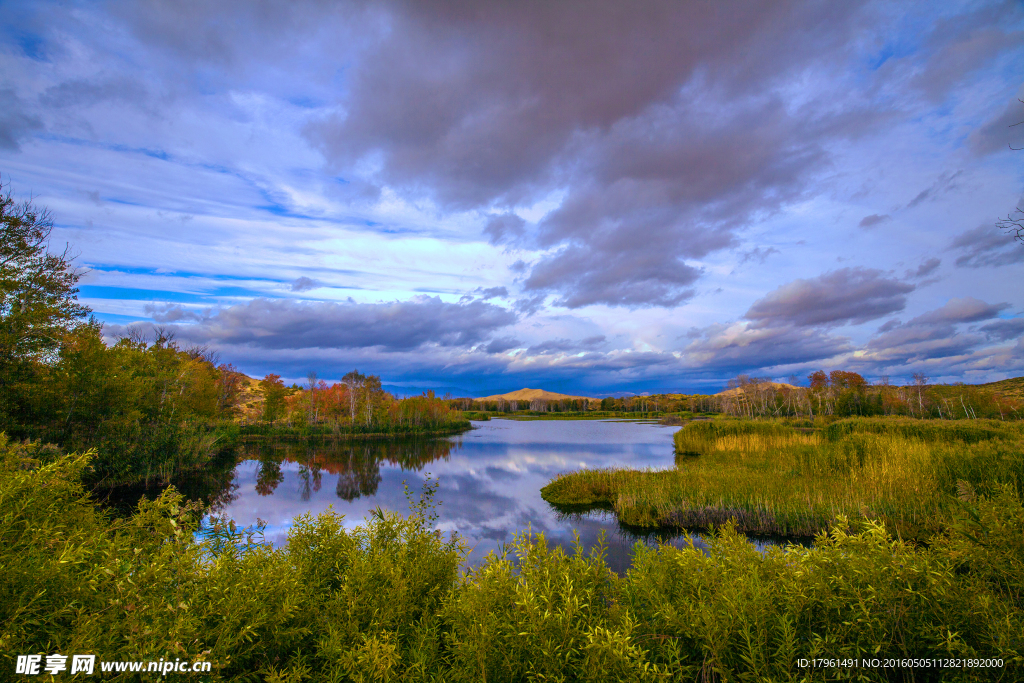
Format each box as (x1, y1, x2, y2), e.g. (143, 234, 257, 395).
(541, 419, 1023, 539)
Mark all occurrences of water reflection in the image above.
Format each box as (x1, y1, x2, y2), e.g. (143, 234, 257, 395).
(94, 448, 240, 518)
(207, 419, 795, 574)
(245, 438, 458, 502)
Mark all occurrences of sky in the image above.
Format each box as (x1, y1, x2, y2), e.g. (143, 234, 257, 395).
(1, 0, 1022, 397)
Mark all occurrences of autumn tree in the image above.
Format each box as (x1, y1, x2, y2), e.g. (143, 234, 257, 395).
(342, 369, 366, 421)
(306, 370, 319, 423)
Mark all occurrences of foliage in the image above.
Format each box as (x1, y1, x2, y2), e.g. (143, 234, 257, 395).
(3, 324, 234, 486)
(3, 435, 1022, 681)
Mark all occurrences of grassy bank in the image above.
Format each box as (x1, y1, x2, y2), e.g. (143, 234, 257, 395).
(237, 419, 472, 441)
(463, 411, 673, 421)
(542, 417, 1024, 539)
(3, 435, 1022, 681)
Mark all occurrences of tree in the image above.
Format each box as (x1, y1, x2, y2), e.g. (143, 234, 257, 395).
(0, 178, 89, 367)
(997, 99, 1024, 242)
(306, 370, 319, 423)
(259, 374, 288, 422)
(342, 369, 366, 421)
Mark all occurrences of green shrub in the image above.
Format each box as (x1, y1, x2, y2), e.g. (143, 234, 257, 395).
(4, 433, 1023, 681)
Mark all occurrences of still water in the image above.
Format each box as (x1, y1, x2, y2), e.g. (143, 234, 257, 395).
(206, 419, 708, 573)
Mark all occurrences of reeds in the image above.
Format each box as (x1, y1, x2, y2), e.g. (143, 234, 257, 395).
(542, 418, 1024, 539)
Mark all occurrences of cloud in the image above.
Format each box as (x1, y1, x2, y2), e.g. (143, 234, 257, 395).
(682, 322, 850, 373)
(513, 294, 547, 316)
(303, 0, 898, 307)
(0, 89, 42, 150)
(860, 325, 987, 367)
(483, 213, 526, 245)
(291, 276, 319, 291)
(739, 246, 780, 264)
(906, 257, 941, 279)
(524, 242, 701, 308)
(979, 318, 1024, 341)
(906, 3, 1024, 101)
(133, 296, 517, 351)
(970, 98, 1024, 156)
(475, 286, 509, 300)
(858, 213, 890, 229)
(910, 296, 1008, 325)
(906, 170, 963, 209)
(744, 267, 915, 327)
(483, 336, 520, 354)
(526, 335, 606, 355)
(857, 298, 1012, 367)
(39, 77, 149, 109)
(951, 223, 1024, 268)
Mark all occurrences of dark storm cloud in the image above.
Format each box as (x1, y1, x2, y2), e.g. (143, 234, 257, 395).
(0, 89, 42, 151)
(303, 0, 899, 307)
(310, 1, 866, 205)
(858, 213, 890, 229)
(744, 268, 915, 327)
(951, 223, 1024, 268)
(135, 296, 516, 350)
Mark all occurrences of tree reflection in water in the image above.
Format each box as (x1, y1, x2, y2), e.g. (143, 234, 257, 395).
(242, 437, 457, 503)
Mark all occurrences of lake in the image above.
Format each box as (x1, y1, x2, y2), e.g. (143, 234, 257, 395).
(202, 418, 754, 573)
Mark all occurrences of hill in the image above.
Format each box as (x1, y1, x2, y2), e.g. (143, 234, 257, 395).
(978, 376, 1024, 400)
(716, 382, 798, 397)
(474, 387, 595, 403)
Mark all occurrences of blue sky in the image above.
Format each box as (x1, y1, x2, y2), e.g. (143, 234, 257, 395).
(1, 0, 1022, 396)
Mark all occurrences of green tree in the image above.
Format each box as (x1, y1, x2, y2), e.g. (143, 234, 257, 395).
(260, 373, 288, 422)
(0, 180, 89, 367)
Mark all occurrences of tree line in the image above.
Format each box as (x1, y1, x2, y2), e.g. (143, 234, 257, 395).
(714, 371, 1020, 420)
(249, 370, 468, 436)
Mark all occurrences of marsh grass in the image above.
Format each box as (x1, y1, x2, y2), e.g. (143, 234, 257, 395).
(542, 418, 1024, 539)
